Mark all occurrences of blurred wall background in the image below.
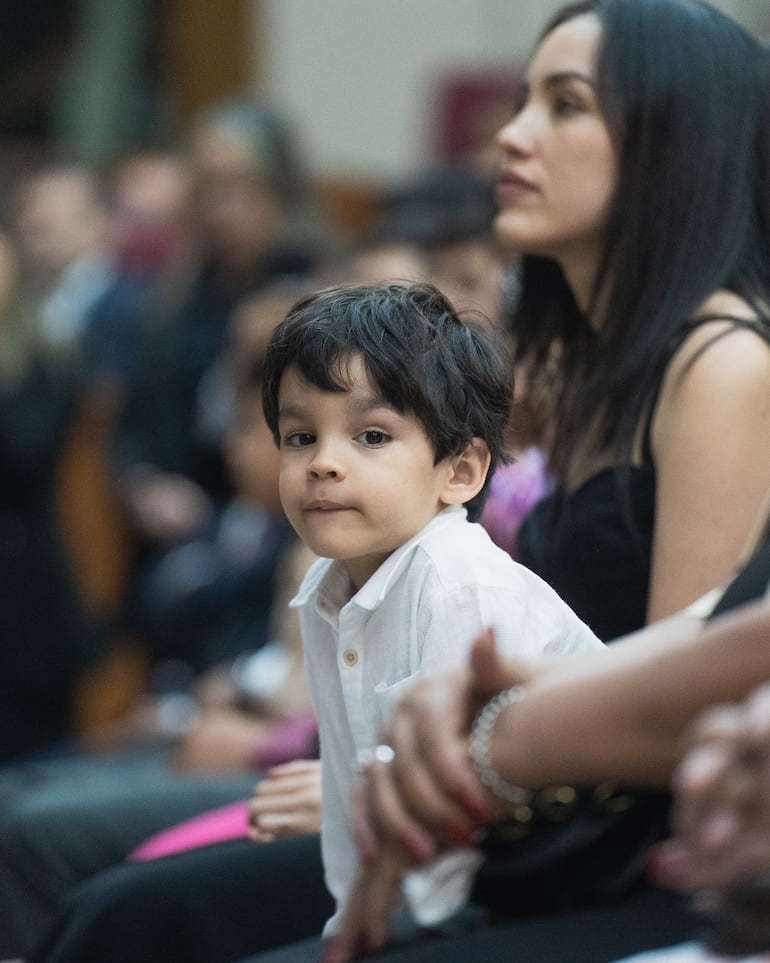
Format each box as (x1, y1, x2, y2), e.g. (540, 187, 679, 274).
(0, 0, 767, 200)
(258, 0, 770, 182)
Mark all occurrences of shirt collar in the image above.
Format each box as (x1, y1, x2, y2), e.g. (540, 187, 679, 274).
(294, 505, 468, 624)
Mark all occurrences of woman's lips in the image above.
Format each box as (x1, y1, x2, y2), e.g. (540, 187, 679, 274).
(496, 171, 536, 202)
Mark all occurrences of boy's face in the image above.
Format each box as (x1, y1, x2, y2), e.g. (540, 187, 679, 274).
(276, 354, 456, 589)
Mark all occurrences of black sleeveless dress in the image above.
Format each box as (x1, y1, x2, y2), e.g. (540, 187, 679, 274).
(518, 317, 770, 643)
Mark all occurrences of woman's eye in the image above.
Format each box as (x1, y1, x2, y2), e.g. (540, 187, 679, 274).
(552, 96, 582, 117)
(284, 431, 315, 448)
(358, 429, 389, 446)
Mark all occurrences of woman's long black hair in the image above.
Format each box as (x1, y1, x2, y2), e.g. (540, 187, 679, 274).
(510, 0, 770, 477)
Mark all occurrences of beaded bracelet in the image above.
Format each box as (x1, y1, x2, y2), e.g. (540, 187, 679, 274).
(469, 685, 534, 807)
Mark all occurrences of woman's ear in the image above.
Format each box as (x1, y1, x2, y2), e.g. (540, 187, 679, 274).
(440, 438, 491, 507)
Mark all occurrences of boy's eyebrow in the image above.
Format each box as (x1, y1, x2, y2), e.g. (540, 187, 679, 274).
(277, 402, 307, 422)
(348, 393, 395, 415)
(277, 393, 397, 422)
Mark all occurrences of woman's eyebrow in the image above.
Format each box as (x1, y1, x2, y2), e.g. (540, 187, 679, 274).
(542, 70, 597, 91)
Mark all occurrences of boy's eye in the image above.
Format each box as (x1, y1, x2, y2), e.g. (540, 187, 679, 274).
(357, 429, 389, 446)
(284, 431, 315, 448)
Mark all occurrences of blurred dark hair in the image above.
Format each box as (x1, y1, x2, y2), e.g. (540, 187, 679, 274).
(262, 281, 513, 520)
(191, 97, 304, 208)
(372, 165, 497, 250)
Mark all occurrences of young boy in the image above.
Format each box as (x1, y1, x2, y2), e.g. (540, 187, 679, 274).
(261, 281, 604, 938)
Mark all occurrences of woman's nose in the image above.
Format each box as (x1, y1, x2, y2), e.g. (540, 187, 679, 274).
(496, 109, 534, 157)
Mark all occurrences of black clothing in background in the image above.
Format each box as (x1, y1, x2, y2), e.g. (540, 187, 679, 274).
(111, 248, 315, 665)
(0, 358, 103, 761)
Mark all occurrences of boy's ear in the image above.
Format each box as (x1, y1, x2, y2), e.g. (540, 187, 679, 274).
(440, 438, 491, 508)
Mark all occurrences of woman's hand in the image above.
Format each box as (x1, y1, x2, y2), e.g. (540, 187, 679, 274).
(248, 759, 322, 842)
(353, 629, 529, 864)
(321, 842, 411, 963)
(322, 630, 534, 962)
(651, 682, 770, 899)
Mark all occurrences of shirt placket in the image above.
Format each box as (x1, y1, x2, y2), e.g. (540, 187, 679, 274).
(336, 603, 371, 754)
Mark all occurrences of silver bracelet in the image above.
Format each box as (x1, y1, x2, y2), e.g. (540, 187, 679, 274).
(469, 685, 533, 808)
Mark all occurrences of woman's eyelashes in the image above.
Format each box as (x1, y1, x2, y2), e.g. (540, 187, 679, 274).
(507, 85, 587, 124)
(552, 94, 584, 117)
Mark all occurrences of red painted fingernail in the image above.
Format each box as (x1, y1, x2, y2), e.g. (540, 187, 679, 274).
(404, 832, 433, 863)
(444, 820, 476, 847)
(460, 791, 493, 822)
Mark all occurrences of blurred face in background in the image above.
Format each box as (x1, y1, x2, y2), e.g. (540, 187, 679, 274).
(224, 386, 282, 515)
(108, 153, 194, 275)
(191, 127, 285, 269)
(429, 238, 505, 328)
(14, 169, 107, 288)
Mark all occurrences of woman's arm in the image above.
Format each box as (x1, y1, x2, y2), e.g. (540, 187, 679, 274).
(354, 599, 770, 863)
(502, 598, 770, 787)
(648, 320, 770, 621)
(330, 604, 770, 963)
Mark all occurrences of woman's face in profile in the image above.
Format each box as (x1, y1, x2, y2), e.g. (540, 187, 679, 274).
(494, 14, 617, 274)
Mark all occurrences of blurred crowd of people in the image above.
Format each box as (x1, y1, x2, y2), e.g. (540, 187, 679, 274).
(2, 0, 769, 957)
(0, 89, 540, 960)
(0, 93, 519, 766)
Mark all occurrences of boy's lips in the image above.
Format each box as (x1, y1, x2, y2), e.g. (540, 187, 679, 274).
(306, 499, 349, 511)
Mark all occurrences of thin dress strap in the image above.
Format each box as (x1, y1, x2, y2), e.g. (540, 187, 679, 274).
(640, 314, 770, 465)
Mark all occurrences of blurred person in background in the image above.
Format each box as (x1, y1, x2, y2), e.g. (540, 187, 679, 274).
(123, 283, 309, 686)
(0, 297, 321, 959)
(12, 162, 113, 368)
(110, 97, 322, 676)
(0, 224, 106, 763)
(372, 164, 507, 327)
(350, 164, 549, 561)
(81, 148, 195, 405)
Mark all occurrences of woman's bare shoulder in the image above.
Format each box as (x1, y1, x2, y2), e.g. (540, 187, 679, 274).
(668, 291, 770, 384)
(652, 291, 770, 448)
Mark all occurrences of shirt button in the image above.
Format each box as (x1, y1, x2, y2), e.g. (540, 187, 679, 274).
(343, 649, 358, 666)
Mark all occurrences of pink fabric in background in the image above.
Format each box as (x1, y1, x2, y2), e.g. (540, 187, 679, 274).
(251, 709, 318, 770)
(480, 447, 552, 560)
(128, 799, 250, 861)
(127, 710, 319, 862)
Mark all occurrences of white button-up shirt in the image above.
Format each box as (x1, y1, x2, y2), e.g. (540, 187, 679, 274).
(291, 505, 604, 934)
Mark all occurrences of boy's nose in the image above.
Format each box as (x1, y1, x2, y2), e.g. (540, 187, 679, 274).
(308, 443, 345, 479)
(310, 464, 339, 479)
